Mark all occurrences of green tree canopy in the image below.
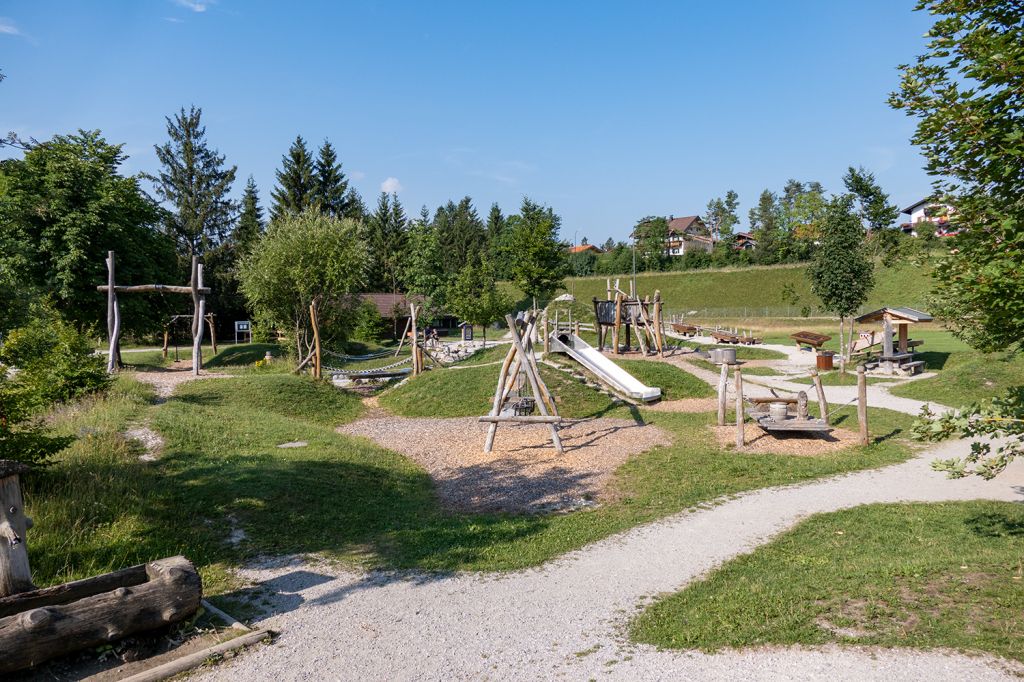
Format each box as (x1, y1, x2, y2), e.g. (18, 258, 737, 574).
(234, 176, 265, 253)
(404, 206, 448, 314)
(270, 135, 316, 222)
(633, 216, 670, 272)
(704, 190, 740, 242)
(150, 106, 237, 256)
(434, 196, 486, 274)
(506, 197, 567, 303)
(238, 210, 367, 359)
(892, 0, 1024, 478)
(807, 195, 875, 359)
(365, 192, 409, 293)
(313, 139, 351, 219)
(445, 255, 512, 345)
(0, 130, 177, 334)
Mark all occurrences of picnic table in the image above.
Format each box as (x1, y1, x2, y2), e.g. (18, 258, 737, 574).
(790, 331, 832, 350)
(671, 323, 700, 337)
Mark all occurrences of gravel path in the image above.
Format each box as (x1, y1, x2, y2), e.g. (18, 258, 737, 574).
(337, 415, 670, 513)
(195, 439, 1024, 681)
(129, 366, 231, 401)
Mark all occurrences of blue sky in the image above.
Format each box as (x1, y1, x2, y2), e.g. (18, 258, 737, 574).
(1, 1, 933, 243)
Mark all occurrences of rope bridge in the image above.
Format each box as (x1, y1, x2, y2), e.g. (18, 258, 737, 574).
(325, 356, 413, 377)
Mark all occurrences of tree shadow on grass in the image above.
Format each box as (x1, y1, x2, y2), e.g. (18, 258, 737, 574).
(918, 351, 952, 370)
(965, 512, 1024, 538)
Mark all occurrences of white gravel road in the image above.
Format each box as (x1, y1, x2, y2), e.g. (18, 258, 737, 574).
(194, 436, 1024, 681)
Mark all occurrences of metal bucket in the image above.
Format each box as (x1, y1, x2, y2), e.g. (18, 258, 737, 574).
(769, 401, 789, 422)
(718, 347, 737, 365)
(708, 348, 722, 364)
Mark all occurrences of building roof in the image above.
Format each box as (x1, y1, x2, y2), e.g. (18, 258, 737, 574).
(567, 244, 602, 254)
(667, 215, 705, 235)
(734, 231, 756, 240)
(360, 293, 425, 318)
(854, 307, 933, 324)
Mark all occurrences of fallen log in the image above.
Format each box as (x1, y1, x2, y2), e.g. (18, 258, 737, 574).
(0, 555, 202, 674)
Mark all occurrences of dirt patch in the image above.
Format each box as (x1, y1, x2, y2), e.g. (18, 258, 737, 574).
(337, 415, 671, 514)
(125, 423, 164, 461)
(130, 366, 231, 402)
(709, 422, 861, 456)
(643, 398, 717, 413)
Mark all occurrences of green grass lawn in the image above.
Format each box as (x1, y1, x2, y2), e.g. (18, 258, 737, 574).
(889, 349, 1024, 407)
(631, 501, 1024, 663)
(549, 261, 935, 317)
(686, 357, 783, 377)
(611, 359, 715, 400)
(789, 371, 893, 386)
(23, 356, 921, 592)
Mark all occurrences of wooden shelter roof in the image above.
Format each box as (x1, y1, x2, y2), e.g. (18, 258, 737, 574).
(854, 307, 933, 324)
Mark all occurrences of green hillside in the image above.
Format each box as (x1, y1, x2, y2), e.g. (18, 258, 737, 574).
(543, 261, 935, 317)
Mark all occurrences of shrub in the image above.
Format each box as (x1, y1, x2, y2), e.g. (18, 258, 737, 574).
(0, 304, 110, 408)
(351, 300, 386, 344)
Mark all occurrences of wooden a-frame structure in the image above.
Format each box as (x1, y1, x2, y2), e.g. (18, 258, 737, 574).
(97, 251, 210, 376)
(479, 313, 563, 454)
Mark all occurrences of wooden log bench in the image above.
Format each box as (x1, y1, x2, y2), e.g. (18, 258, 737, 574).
(711, 331, 740, 344)
(738, 336, 762, 345)
(670, 323, 700, 337)
(755, 415, 833, 433)
(790, 331, 832, 351)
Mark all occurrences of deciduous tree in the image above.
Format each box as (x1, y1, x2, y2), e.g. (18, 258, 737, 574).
(890, 0, 1024, 477)
(506, 197, 567, 305)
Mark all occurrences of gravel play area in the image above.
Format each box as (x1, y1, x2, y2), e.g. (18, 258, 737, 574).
(642, 397, 718, 413)
(709, 422, 862, 455)
(337, 415, 671, 513)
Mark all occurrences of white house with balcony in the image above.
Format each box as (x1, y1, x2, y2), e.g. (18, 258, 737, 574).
(900, 198, 957, 236)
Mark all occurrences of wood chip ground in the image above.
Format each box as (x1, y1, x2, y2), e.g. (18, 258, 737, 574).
(337, 416, 671, 514)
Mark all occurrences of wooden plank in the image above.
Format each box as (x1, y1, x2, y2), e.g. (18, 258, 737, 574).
(0, 474, 33, 598)
(97, 285, 211, 295)
(756, 417, 832, 432)
(478, 415, 562, 424)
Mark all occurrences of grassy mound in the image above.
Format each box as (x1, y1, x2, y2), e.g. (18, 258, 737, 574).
(890, 349, 1024, 407)
(632, 501, 1024, 663)
(612, 359, 715, 399)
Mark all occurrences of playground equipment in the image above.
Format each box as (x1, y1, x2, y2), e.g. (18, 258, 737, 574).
(591, 280, 665, 356)
(0, 460, 203, 674)
(163, 313, 217, 360)
(97, 251, 210, 376)
(547, 331, 661, 402)
(480, 313, 562, 454)
(850, 307, 931, 376)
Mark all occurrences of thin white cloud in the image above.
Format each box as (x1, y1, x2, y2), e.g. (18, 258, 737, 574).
(0, 18, 21, 35)
(350, 170, 366, 181)
(173, 0, 212, 13)
(163, 16, 185, 23)
(380, 177, 403, 193)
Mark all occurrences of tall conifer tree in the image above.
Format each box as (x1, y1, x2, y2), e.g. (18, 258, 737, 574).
(151, 105, 237, 256)
(313, 140, 350, 218)
(234, 176, 264, 253)
(271, 135, 315, 221)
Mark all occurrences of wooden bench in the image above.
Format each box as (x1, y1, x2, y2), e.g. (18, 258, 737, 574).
(671, 323, 700, 337)
(738, 336, 762, 345)
(711, 331, 740, 344)
(790, 331, 831, 351)
(896, 360, 925, 376)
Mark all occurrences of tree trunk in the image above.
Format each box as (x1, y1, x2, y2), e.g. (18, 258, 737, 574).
(0, 472, 33, 598)
(0, 556, 202, 674)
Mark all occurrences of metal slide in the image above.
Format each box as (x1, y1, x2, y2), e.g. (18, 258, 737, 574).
(548, 332, 661, 402)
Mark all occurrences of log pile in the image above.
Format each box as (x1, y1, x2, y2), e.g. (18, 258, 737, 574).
(0, 462, 203, 674)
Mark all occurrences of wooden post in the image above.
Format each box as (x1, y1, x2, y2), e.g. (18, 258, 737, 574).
(882, 314, 894, 374)
(105, 251, 119, 374)
(394, 316, 412, 357)
(653, 290, 664, 356)
(606, 278, 611, 301)
(205, 314, 217, 355)
(898, 323, 909, 354)
(162, 327, 169, 360)
(542, 312, 549, 354)
(717, 362, 729, 426)
(0, 462, 33, 598)
(857, 364, 869, 445)
(811, 369, 829, 425)
(734, 365, 744, 447)
(409, 304, 420, 376)
(613, 293, 622, 354)
(309, 303, 322, 380)
(191, 261, 205, 376)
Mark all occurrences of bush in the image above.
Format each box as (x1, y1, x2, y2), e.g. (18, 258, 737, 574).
(0, 373, 73, 466)
(351, 300, 386, 344)
(0, 304, 109, 408)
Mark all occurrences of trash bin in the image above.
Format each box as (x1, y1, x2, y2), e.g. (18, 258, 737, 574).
(816, 351, 835, 371)
(459, 322, 473, 341)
